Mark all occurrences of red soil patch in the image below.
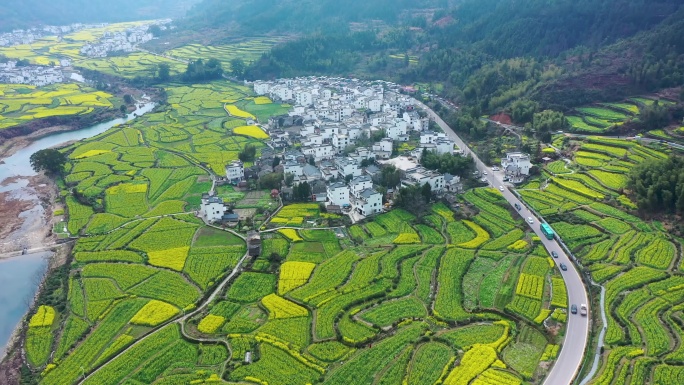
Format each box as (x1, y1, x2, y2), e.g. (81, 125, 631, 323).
(490, 113, 512, 125)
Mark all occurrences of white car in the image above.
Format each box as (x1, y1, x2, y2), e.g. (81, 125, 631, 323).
(527, 217, 534, 224)
(499, 186, 505, 192)
(491, 167, 499, 171)
(482, 171, 488, 175)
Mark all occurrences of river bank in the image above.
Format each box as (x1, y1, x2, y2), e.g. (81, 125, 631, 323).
(0, 102, 157, 377)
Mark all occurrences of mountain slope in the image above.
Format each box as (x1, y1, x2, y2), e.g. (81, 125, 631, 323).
(0, 0, 200, 31)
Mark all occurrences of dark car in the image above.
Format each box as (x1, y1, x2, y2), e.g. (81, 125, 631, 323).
(551, 251, 559, 259)
(571, 304, 578, 314)
(560, 263, 567, 271)
(514, 203, 521, 211)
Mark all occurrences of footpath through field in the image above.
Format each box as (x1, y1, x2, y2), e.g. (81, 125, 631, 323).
(413, 96, 591, 385)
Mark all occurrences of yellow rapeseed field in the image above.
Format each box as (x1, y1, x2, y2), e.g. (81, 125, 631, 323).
(130, 300, 179, 326)
(225, 105, 256, 119)
(233, 125, 269, 139)
(147, 246, 191, 271)
(28, 306, 56, 328)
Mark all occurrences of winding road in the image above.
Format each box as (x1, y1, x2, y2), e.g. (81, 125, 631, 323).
(414, 98, 591, 385)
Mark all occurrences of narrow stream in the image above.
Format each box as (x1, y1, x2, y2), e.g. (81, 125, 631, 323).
(0, 102, 155, 356)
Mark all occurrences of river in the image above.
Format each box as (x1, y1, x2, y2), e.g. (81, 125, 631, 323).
(0, 102, 155, 357)
(0, 253, 49, 357)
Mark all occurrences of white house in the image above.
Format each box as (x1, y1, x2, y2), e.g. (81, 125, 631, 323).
(385, 122, 407, 140)
(501, 152, 532, 181)
(332, 134, 351, 152)
(327, 182, 350, 206)
(402, 166, 445, 193)
(201, 195, 227, 222)
(367, 98, 382, 112)
(254, 81, 270, 95)
(335, 158, 362, 178)
(349, 175, 373, 197)
(284, 160, 304, 176)
(372, 138, 393, 153)
(420, 131, 447, 144)
(225, 160, 244, 183)
(354, 188, 383, 216)
(434, 139, 455, 155)
(302, 144, 334, 161)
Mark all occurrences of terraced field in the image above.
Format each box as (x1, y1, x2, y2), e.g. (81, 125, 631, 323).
(177, 191, 566, 385)
(518, 136, 684, 384)
(165, 37, 286, 72)
(565, 97, 674, 133)
(0, 83, 116, 130)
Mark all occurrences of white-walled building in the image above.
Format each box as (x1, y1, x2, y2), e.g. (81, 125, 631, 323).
(349, 175, 373, 197)
(501, 152, 532, 180)
(434, 139, 456, 155)
(254, 81, 270, 95)
(354, 188, 383, 216)
(402, 166, 445, 193)
(335, 158, 362, 178)
(327, 182, 350, 206)
(284, 160, 304, 176)
(302, 144, 334, 161)
(420, 131, 447, 144)
(201, 195, 227, 222)
(225, 160, 245, 183)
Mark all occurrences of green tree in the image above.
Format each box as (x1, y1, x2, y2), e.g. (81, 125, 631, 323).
(272, 156, 281, 169)
(30, 149, 67, 176)
(157, 63, 171, 82)
(239, 144, 257, 162)
(258, 172, 283, 190)
(421, 182, 432, 202)
(230, 58, 246, 78)
(379, 165, 401, 188)
(123, 94, 134, 104)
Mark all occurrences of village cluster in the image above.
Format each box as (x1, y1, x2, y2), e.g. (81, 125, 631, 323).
(0, 20, 171, 86)
(0, 60, 69, 86)
(200, 76, 527, 224)
(79, 20, 171, 57)
(0, 23, 105, 47)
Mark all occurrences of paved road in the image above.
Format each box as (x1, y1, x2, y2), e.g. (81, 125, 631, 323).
(416, 99, 590, 385)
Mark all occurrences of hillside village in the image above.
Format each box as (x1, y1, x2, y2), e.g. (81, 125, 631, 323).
(79, 20, 171, 57)
(201, 76, 533, 224)
(0, 23, 106, 47)
(0, 20, 171, 86)
(0, 60, 66, 86)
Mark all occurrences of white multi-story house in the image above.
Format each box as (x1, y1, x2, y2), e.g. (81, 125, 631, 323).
(385, 122, 407, 140)
(201, 195, 227, 222)
(501, 152, 532, 181)
(367, 98, 382, 112)
(225, 160, 245, 183)
(354, 188, 383, 216)
(327, 182, 350, 206)
(349, 175, 373, 197)
(332, 135, 351, 152)
(420, 131, 447, 144)
(302, 144, 334, 161)
(295, 90, 313, 106)
(402, 166, 445, 193)
(254, 81, 270, 95)
(372, 138, 393, 154)
(434, 139, 455, 155)
(335, 158, 362, 179)
(284, 160, 304, 176)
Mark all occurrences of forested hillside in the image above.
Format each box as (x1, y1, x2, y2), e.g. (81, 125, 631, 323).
(218, 0, 684, 113)
(186, 0, 441, 33)
(0, 0, 200, 31)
